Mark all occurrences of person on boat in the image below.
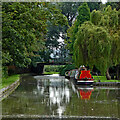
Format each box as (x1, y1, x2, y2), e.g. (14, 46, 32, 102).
(75, 65, 87, 79)
(80, 65, 87, 71)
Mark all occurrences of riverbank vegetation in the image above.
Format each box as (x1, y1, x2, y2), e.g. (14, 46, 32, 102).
(44, 65, 64, 74)
(66, 3, 120, 80)
(2, 2, 68, 77)
(0, 74, 20, 89)
(44, 72, 60, 75)
(2, 2, 120, 81)
(93, 76, 118, 82)
(59, 64, 76, 76)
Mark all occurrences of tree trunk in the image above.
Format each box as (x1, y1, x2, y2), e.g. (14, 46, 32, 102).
(116, 65, 120, 80)
(106, 68, 111, 80)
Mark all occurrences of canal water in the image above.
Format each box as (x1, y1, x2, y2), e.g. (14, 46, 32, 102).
(1, 74, 120, 120)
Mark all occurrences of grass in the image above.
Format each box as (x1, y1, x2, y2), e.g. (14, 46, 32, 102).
(0, 74, 20, 89)
(93, 75, 119, 82)
(44, 71, 59, 75)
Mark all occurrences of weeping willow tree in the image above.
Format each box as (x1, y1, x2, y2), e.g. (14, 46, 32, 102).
(90, 10, 102, 25)
(110, 9, 120, 79)
(67, 4, 120, 78)
(73, 21, 111, 75)
(90, 5, 120, 79)
(91, 5, 118, 27)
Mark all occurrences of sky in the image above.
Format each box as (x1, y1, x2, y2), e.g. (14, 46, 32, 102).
(101, 0, 107, 4)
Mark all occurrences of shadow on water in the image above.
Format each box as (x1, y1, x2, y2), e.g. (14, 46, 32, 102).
(2, 74, 120, 120)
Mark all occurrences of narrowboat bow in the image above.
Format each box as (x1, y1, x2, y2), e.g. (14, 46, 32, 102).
(75, 70, 94, 85)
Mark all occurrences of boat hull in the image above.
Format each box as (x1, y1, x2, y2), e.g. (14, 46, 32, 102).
(76, 79, 94, 85)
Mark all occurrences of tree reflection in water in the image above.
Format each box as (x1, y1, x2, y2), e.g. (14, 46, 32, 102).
(2, 74, 119, 119)
(36, 74, 70, 117)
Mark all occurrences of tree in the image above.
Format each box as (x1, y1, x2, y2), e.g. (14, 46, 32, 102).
(58, 2, 81, 26)
(2, 3, 48, 67)
(77, 3, 90, 26)
(44, 22, 67, 63)
(90, 5, 120, 78)
(33, 3, 68, 64)
(58, 2, 101, 63)
(66, 3, 90, 54)
(2, 2, 68, 68)
(106, 2, 120, 10)
(90, 10, 102, 25)
(58, 2, 102, 26)
(73, 21, 111, 75)
(87, 2, 102, 12)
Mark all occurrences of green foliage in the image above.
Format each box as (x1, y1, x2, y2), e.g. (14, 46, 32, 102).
(105, 6, 118, 28)
(110, 31, 120, 65)
(2, 2, 47, 67)
(30, 3, 68, 64)
(93, 75, 118, 82)
(2, 66, 8, 78)
(59, 64, 75, 76)
(91, 5, 118, 28)
(118, 9, 120, 25)
(74, 21, 111, 75)
(44, 65, 64, 73)
(66, 3, 90, 54)
(77, 3, 90, 26)
(90, 10, 102, 25)
(90, 5, 120, 68)
(44, 71, 59, 75)
(58, 2, 81, 26)
(1, 74, 20, 89)
(45, 22, 68, 63)
(87, 2, 102, 12)
(58, 2, 101, 26)
(106, 2, 120, 10)
(2, 2, 68, 74)
(71, 4, 120, 75)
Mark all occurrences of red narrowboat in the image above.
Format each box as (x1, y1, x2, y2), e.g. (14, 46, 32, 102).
(75, 70, 94, 85)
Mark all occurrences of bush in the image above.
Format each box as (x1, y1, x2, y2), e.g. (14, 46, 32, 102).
(44, 65, 65, 73)
(59, 64, 76, 76)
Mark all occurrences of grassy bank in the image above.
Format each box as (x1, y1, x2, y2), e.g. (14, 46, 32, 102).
(0, 74, 20, 89)
(93, 76, 119, 82)
(44, 72, 59, 75)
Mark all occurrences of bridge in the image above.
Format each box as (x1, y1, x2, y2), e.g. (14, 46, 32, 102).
(31, 62, 69, 74)
(7, 62, 70, 75)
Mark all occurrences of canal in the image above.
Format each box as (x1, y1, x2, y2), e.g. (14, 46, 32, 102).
(2, 74, 120, 120)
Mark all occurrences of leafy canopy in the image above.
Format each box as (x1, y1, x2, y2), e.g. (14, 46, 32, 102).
(74, 21, 111, 75)
(66, 3, 90, 53)
(2, 2, 68, 67)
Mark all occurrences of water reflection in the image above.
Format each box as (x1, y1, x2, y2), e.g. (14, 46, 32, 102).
(2, 74, 120, 120)
(76, 86, 94, 100)
(35, 74, 70, 117)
